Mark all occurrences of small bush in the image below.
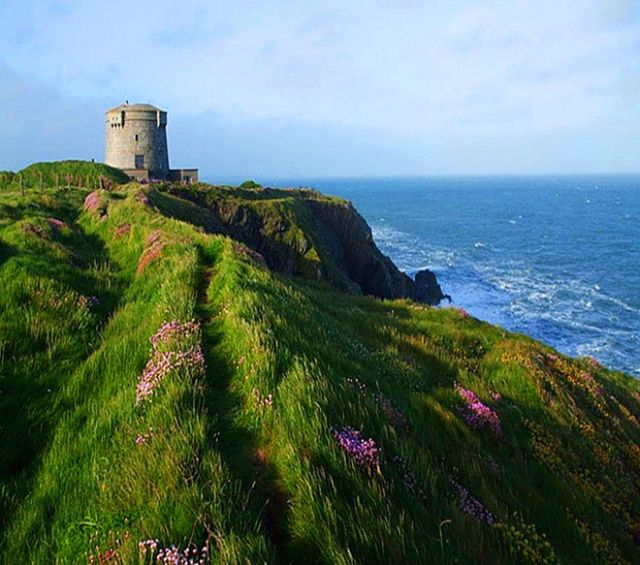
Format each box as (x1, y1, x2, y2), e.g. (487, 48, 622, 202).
(239, 180, 263, 189)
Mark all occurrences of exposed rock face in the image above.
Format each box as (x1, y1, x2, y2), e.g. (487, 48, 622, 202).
(305, 199, 416, 299)
(414, 268, 449, 305)
(167, 186, 448, 305)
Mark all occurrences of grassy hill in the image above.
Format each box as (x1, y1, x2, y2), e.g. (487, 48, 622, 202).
(0, 169, 639, 563)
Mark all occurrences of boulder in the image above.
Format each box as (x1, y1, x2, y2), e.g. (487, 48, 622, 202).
(414, 268, 450, 305)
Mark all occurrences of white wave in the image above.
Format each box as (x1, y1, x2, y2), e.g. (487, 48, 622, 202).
(369, 217, 639, 377)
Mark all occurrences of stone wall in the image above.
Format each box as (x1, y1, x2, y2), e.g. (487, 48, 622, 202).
(168, 169, 199, 183)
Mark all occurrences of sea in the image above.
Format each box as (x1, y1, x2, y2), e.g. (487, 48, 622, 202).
(213, 175, 640, 377)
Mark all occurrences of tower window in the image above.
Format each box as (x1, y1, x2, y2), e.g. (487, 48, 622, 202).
(135, 154, 144, 168)
(135, 134, 139, 142)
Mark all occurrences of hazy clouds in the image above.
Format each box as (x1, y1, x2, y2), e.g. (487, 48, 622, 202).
(1, 0, 638, 176)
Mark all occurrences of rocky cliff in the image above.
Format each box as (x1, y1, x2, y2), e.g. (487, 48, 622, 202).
(165, 184, 447, 304)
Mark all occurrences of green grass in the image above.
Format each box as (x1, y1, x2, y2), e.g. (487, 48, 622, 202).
(0, 160, 129, 192)
(0, 175, 639, 563)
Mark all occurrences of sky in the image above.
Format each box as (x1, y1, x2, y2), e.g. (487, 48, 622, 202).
(0, 0, 639, 178)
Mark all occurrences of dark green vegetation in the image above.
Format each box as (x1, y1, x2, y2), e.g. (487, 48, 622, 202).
(1, 163, 639, 564)
(239, 180, 263, 189)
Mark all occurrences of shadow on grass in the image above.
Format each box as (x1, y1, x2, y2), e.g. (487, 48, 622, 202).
(0, 218, 127, 538)
(196, 248, 289, 560)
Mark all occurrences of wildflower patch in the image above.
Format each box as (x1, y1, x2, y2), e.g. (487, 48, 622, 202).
(136, 320, 205, 405)
(455, 383, 502, 437)
(139, 539, 209, 564)
(332, 426, 380, 471)
(137, 239, 165, 274)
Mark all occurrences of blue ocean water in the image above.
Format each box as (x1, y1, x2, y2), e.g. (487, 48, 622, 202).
(264, 175, 640, 377)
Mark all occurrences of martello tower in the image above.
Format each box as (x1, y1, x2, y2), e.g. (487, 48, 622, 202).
(104, 101, 198, 183)
(105, 102, 170, 179)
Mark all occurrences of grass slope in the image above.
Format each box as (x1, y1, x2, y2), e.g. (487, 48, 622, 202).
(0, 177, 639, 564)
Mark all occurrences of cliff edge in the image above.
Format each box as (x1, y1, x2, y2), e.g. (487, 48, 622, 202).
(163, 183, 447, 304)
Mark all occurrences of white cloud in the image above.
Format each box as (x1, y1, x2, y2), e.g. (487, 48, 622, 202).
(0, 0, 638, 173)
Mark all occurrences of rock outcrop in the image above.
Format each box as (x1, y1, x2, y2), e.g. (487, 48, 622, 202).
(414, 268, 449, 305)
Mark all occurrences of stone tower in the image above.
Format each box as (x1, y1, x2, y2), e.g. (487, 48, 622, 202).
(105, 102, 170, 179)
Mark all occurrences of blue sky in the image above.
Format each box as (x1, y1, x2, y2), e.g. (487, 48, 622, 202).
(1, 0, 639, 178)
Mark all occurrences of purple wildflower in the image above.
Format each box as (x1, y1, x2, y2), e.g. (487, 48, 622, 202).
(490, 390, 502, 402)
(150, 320, 200, 349)
(393, 455, 422, 495)
(455, 383, 502, 437)
(450, 476, 495, 524)
(374, 394, 408, 428)
(332, 426, 380, 470)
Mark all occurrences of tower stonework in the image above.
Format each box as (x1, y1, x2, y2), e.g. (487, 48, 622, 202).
(105, 103, 170, 179)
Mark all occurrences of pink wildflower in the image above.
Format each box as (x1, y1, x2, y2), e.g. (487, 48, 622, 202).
(136, 348, 205, 404)
(588, 356, 602, 368)
(450, 476, 495, 524)
(83, 191, 102, 212)
(455, 383, 502, 437)
(115, 223, 130, 237)
(150, 320, 200, 349)
(374, 394, 407, 428)
(135, 427, 154, 445)
(147, 230, 162, 245)
(47, 217, 66, 230)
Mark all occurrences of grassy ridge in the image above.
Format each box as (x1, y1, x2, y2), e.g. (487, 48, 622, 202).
(0, 160, 129, 192)
(0, 177, 639, 563)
